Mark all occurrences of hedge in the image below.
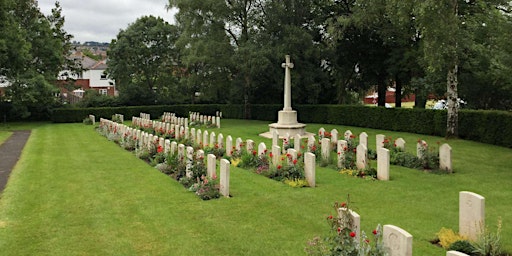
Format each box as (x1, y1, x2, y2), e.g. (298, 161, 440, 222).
(52, 104, 512, 148)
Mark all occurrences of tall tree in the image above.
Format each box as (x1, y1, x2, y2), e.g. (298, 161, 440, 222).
(108, 16, 181, 105)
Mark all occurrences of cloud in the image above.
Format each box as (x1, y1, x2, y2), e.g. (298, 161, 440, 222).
(38, 0, 177, 43)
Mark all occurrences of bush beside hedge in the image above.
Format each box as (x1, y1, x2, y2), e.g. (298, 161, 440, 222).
(52, 104, 512, 148)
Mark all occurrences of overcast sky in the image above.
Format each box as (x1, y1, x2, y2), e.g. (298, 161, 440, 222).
(38, 0, 178, 43)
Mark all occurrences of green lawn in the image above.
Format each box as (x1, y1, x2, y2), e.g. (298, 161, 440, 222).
(0, 120, 510, 255)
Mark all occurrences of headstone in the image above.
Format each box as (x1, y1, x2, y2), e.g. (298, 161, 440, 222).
(196, 149, 205, 160)
(235, 137, 243, 153)
(272, 130, 279, 146)
(417, 140, 428, 159)
(304, 152, 316, 187)
(164, 139, 171, 154)
(344, 130, 353, 140)
(178, 144, 185, 159)
(207, 154, 216, 178)
(294, 134, 301, 152)
(287, 148, 297, 164)
(376, 134, 385, 151)
(186, 146, 194, 177)
(459, 191, 485, 241)
(197, 129, 202, 146)
(246, 139, 255, 152)
(359, 132, 368, 149)
(272, 145, 281, 166)
(203, 130, 209, 147)
(217, 133, 224, 149)
(159, 137, 164, 149)
(190, 128, 196, 144)
(220, 159, 230, 197)
(321, 138, 331, 161)
(383, 225, 413, 256)
(439, 143, 452, 172)
(226, 136, 233, 156)
(378, 148, 390, 181)
(210, 132, 216, 148)
(258, 142, 267, 156)
(446, 251, 470, 256)
(330, 129, 338, 147)
(318, 127, 326, 138)
(216, 116, 221, 128)
(174, 124, 181, 140)
(356, 144, 368, 170)
(307, 135, 315, 151)
(282, 133, 290, 153)
(395, 138, 406, 150)
(337, 207, 361, 242)
(170, 141, 177, 155)
(337, 140, 348, 168)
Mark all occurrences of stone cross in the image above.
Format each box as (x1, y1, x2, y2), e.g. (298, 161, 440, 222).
(281, 55, 294, 111)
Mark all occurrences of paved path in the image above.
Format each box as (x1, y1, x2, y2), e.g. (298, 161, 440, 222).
(0, 130, 31, 192)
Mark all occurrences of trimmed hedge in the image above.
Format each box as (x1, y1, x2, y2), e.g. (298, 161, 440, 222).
(52, 104, 512, 148)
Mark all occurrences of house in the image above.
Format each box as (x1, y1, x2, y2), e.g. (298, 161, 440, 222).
(57, 51, 116, 103)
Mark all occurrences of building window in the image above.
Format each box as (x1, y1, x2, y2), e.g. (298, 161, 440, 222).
(100, 72, 107, 80)
(99, 89, 107, 95)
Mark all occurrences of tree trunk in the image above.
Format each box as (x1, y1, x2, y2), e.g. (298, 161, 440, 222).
(446, 64, 458, 138)
(395, 76, 402, 108)
(377, 74, 386, 107)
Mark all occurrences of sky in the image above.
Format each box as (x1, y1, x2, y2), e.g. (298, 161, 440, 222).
(38, 0, 178, 43)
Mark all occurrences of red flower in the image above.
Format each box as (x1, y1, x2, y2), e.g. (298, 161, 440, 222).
(350, 232, 356, 237)
(277, 165, 282, 170)
(269, 152, 273, 158)
(365, 239, 370, 243)
(372, 229, 377, 235)
(252, 150, 257, 156)
(297, 152, 302, 157)
(157, 146, 163, 153)
(301, 145, 305, 149)
(337, 227, 341, 233)
(293, 159, 297, 165)
(341, 202, 346, 207)
(327, 215, 333, 220)
(264, 149, 268, 153)
(344, 146, 348, 151)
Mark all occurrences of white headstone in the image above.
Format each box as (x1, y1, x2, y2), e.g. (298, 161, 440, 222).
(258, 142, 267, 156)
(318, 127, 325, 138)
(359, 132, 368, 149)
(287, 148, 297, 164)
(344, 130, 353, 140)
(216, 116, 221, 128)
(417, 140, 428, 159)
(459, 191, 485, 241)
(164, 139, 171, 154)
(235, 137, 243, 153)
(383, 225, 413, 256)
(272, 145, 281, 166)
(197, 129, 202, 146)
(282, 133, 290, 153)
(321, 138, 331, 161)
(377, 148, 390, 181)
(190, 128, 196, 144)
(178, 144, 185, 160)
(307, 135, 315, 151)
(246, 139, 255, 152)
(196, 149, 205, 160)
(210, 132, 216, 148)
(226, 136, 233, 156)
(207, 154, 216, 178)
(440, 143, 452, 172)
(446, 251, 470, 256)
(220, 159, 230, 197)
(337, 140, 348, 168)
(356, 144, 368, 170)
(272, 130, 279, 146)
(393, 138, 404, 151)
(304, 152, 315, 187)
(186, 146, 194, 177)
(330, 129, 338, 147)
(217, 133, 224, 149)
(337, 207, 361, 242)
(170, 141, 177, 155)
(203, 130, 209, 147)
(376, 134, 385, 151)
(294, 134, 302, 152)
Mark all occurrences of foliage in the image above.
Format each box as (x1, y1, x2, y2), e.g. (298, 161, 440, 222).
(189, 175, 221, 200)
(305, 198, 386, 255)
(108, 15, 182, 106)
(436, 227, 468, 249)
(448, 240, 477, 256)
(473, 218, 505, 256)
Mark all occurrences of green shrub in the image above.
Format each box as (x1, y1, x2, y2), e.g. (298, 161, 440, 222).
(448, 240, 477, 256)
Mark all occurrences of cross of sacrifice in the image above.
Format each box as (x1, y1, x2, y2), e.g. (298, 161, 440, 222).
(281, 55, 294, 111)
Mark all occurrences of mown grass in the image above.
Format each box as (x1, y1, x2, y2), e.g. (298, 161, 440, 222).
(0, 120, 510, 255)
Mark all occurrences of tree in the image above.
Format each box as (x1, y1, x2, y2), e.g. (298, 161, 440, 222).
(107, 16, 181, 105)
(1, 0, 71, 119)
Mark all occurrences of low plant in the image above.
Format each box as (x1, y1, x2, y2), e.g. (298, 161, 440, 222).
(305, 196, 386, 256)
(188, 175, 221, 200)
(436, 227, 468, 249)
(473, 218, 504, 256)
(82, 116, 93, 125)
(448, 240, 477, 256)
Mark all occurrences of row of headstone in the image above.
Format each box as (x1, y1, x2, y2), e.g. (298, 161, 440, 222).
(140, 113, 150, 120)
(88, 114, 95, 125)
(112, 113, 124, 123)
(161, 112, 176, 123)
(338, 206, 413, 256)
